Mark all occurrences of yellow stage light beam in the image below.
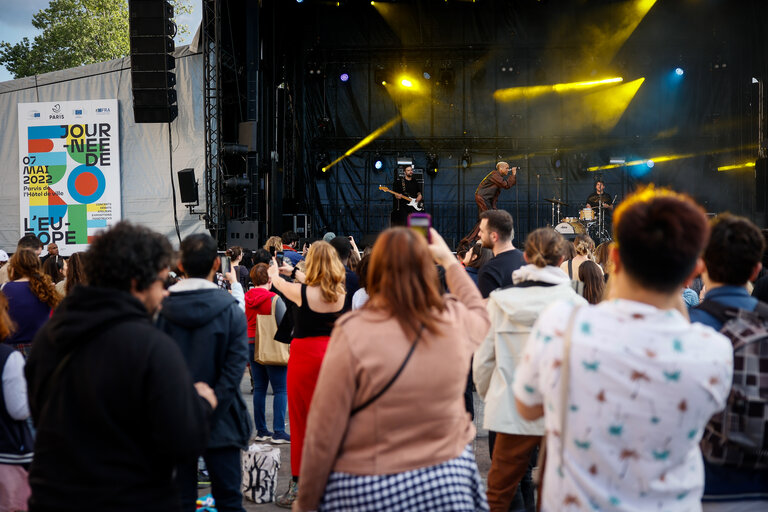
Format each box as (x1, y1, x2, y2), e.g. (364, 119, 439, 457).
(573, 0, 658, 70)
(581, 77, 644, 131)
(586, 153, 695, 172)
(718, 162, 756, 172)
(494, 77, 623, 102)
(321, 116, 402, 172)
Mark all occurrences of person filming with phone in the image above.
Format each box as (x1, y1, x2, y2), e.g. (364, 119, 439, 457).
(266, 242, 347, 508)
(292, 226, 491, 512)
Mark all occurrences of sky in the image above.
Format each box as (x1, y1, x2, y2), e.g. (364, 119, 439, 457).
(0, 0, 202, 83)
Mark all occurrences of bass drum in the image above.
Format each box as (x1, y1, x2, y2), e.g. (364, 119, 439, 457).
(554, 221, 586, 235)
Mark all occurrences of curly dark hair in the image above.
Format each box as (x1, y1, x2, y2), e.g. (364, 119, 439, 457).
(84, 221, 173, 292)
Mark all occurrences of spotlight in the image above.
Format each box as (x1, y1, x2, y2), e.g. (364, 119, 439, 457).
(374, 159, 383, 170)
(646, 160, 655, 168)
(340, 73, 349, 82)
(401, 78, 413, 87)
(423, 71, 431, 80)
(675, 67, 684, 76)
(315, 152, 331, 175)
(374, 66, 390, 87)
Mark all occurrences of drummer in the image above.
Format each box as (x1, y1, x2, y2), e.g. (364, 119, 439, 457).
(585, 179, 613, 217)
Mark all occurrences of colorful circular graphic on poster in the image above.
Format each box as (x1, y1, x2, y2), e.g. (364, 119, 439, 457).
(67, 165, 106, 204)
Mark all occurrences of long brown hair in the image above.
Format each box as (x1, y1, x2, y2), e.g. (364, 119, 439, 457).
(8, 250, 61, 308)
(366, 228, 447, 338)
(303, 241, 346, 303)
(0, 293, 14, 341)
(579, 260, 605, 305)
(65, 252, 87, 295)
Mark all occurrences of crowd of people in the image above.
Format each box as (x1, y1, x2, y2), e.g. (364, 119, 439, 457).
(1, 187, 768, 511)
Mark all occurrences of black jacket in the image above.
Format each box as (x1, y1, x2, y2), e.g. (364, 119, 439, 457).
(25, 286, 213, 512)
(156, 284, 251, 449)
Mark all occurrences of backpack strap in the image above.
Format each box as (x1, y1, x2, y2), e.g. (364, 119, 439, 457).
(694, 299, 736, 324)
(567, 259, 573, 279)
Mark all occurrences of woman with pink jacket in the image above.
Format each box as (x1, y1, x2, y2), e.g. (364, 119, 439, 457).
(294, 227, 491, 512)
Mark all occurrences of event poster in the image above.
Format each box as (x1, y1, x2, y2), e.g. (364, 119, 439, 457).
(18, 100, 121, 256)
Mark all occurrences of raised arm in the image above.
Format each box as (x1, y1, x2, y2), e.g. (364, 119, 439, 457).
(267, 259, 303, 306)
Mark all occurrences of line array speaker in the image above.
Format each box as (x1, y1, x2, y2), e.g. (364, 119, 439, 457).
(129, 0, 178, 123)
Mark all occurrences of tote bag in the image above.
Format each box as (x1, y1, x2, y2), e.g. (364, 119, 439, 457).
(255, 295, 290, 365)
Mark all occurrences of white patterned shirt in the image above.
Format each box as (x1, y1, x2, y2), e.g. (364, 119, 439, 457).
(513, 299, 733, 512)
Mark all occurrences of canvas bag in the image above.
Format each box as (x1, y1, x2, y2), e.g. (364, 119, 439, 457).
(241, 443, 281, 503)
(255, 295, 290, 365)
(697, 300, 768, 469)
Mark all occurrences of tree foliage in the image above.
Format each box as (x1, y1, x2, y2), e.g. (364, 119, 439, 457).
(0, 0, 192, 80)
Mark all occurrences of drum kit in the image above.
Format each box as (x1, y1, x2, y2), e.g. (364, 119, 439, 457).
(546, 198, 611, 243)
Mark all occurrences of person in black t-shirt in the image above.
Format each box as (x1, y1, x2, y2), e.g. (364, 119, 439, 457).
(476, 209, 525, 298)
(390, 165, 423, 227)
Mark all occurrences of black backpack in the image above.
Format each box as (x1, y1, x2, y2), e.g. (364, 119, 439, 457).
(696, 299, 768, 469)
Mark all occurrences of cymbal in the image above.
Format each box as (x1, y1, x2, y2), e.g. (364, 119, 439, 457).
(544, 198, 569, 207)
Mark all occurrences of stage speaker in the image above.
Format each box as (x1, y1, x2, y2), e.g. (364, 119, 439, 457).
(129, 0, 178, 123)
(177, 168, 198, 204)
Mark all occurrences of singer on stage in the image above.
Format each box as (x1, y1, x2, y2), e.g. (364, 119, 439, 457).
(460, 162, 518, 244)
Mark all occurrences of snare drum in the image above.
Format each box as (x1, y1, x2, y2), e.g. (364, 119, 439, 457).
(554, 221, 586, 235)
(579, 208, 594, 221)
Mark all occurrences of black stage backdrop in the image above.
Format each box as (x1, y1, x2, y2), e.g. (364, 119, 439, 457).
(221, 0, 768, 247)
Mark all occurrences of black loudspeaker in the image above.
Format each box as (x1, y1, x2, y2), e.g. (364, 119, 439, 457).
(756, 157, 768, 213)
(177, 168, 198, 204)
(129, 0, 178, 123)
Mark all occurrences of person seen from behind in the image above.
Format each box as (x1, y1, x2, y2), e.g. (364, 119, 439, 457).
(267, 241, 346, 508)
(475, 228, 587, 512)
(2, 250, 60, 357)
(156, 233, 250, 512)
(0, 292, 33, 511)
(25, 221, 217, 511)
(245, 263, 290, 444)
(513, 186, 733, 511)
(688, 213, 768, 511)
(295, 227, 491, 512)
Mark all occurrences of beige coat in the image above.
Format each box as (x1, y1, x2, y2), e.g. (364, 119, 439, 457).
(474, 264, 587, 435)
(296, 263, 490, 511)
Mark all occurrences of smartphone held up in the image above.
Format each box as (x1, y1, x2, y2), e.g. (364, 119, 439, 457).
(407, 213, 432, 243)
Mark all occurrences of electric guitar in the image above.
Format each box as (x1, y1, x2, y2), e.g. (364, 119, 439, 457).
(379, 185, 423, 211)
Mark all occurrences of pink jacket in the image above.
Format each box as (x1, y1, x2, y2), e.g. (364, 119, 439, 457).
(296, 263, 490, 510)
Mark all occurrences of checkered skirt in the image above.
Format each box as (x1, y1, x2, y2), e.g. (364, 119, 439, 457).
(318, 444, 489, 511)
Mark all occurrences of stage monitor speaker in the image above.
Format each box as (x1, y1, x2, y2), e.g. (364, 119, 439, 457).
(129, 0, 177, 123)
(177, 168, 198, 204)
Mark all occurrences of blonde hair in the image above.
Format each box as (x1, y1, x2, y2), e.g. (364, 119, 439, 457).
(573, 234, 595, 258)
(264, 236, 283, 253)
(304, 241, 346, 303)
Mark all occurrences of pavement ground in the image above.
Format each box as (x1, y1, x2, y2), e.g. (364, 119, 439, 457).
(198, 368, 492, 511)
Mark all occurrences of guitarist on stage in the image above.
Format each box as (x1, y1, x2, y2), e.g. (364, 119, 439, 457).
(390, 164, 423, 226)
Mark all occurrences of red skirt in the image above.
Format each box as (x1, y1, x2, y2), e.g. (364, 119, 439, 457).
(286, 336, 331, 477)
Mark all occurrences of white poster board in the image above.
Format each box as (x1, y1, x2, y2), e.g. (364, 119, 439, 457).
(18, 100, 121, 256)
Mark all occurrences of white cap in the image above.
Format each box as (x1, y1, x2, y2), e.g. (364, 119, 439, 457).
(0, 250, 8, 262)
